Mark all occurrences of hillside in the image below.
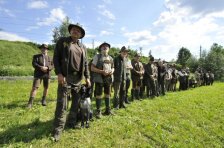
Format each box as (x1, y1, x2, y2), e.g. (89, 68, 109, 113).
(0, 80, 223, 147)
(0, 40, 147, 76)
(0, 40, 54, 76)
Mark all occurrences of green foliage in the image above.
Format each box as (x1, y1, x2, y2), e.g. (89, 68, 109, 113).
(52, 16, 71, 44)
(186, 55, 199, 72)
(176, 47, 191, 66)
(0, 80, 223, 147)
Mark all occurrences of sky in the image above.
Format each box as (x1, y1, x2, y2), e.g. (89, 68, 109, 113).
(1, 0, 224, 61)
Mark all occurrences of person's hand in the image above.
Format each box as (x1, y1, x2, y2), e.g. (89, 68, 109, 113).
(85, 78, 91, 87)
(58, 74, 65, 85)
(41, 66, 48, 72)
(102, 70, 109, 76)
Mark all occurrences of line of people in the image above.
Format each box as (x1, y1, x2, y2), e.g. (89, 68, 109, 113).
(26, 23, 214, 142)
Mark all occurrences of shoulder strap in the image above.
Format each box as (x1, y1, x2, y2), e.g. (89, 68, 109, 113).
(96, 54, 102, 68)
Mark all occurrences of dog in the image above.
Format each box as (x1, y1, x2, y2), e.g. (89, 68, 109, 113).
(79, 85, 93, 128)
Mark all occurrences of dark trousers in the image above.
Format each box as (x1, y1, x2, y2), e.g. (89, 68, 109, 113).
(125, 78, 130, 98)
(53, 83, 80, 134)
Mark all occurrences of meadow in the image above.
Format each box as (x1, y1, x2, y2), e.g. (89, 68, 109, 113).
(0, 80, 223, 147)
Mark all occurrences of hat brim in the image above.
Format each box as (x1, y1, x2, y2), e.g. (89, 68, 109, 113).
(68, 24, 85, 39)
(99, 42, 111, 49)
(39, 45, 48, 49)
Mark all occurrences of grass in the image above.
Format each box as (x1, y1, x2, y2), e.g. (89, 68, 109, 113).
(0, 80, 223, 147)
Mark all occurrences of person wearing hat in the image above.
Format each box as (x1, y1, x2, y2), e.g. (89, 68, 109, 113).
(144, 56, 157, 98)
(124, 51, 133, 104)
(131, 53, 144, 100)
(91, 42, 114, 118)
(113, 46, 129, 109)
(52, 23, 91, 141)
(27, 44, 54, 108)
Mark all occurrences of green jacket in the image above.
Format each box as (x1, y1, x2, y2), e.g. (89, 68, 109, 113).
(53, 37, 89, 79)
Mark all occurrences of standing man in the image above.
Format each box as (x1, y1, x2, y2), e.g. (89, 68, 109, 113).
(144, 56, 156, 98)
(91, 42, 114, 119)
(157, 60, 166, 96)
(113, 46, 129, 109)
(27, 44, 53, 108)
(131, 53, 144, 101)
(124, 53, 133, 104)
(52, 23, 90, 142)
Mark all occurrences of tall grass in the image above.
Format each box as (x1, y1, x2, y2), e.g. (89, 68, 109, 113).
(0, 80, 223, 147)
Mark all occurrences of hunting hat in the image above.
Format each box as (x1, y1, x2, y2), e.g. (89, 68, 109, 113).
(39, 44, 48, 49)
(99, 42, 111, 50)
(134, 52, 141, 57)
(150, 56, 154, 61)
(68, 23, 85, 39)
(119, 46, 129, 53)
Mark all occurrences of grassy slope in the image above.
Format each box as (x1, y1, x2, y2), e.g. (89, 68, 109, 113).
(0, 40, 53, 76)
(0, 80, 223, 147)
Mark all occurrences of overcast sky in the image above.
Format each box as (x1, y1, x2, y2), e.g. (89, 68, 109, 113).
(0, 0, 224, 61)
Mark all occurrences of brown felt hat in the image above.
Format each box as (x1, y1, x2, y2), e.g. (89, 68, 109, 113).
(68, 23, 85, 39)
(99, 42, 111, 49)
(39, 44, 48, 49)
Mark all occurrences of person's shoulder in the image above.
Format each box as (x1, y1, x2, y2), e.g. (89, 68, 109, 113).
(33, 54, 41, 57)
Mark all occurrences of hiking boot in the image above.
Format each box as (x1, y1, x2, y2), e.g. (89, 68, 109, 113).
(103, 108, 114, 115)
(41, 97, 47, 106)
(96, 110, 102, 119)
(51, 131, 61, 142)
(119, 103, 126, 109)
(124, 97, 130, 104)
(27, 97, 34, 108)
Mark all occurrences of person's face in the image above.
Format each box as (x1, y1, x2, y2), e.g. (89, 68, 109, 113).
(41, 48, 48, 54)
(121, 51, 128, 58)
(101, 45, 110, 55)
(70, 27, 82, 39)
(135, 56, 140, 62)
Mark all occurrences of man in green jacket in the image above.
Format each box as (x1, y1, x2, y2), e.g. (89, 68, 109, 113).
(113, 46, 129, 109)
(27, 44, 53, 108)
(52, 23, 91, 142)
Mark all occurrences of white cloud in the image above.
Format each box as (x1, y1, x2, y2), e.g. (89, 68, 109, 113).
(121, 27, 126, 32)
(124, 30, 157, 46)
(149, 0, 224, 61)
(37, 8, 66, 26)
(100, 30, 113, 36)
(166, 0, 224, 15)
(27, 1, 48, 9)
(98, 5, 115, 20)
(0, 7, 15, 17)
(102, 0, 112, 4)
(0, 31, 30, 42)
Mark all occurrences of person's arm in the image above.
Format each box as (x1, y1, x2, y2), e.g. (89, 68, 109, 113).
(83, 45, 91, 87)
(53, 38, 65, 84)
(32, 55, 42, 70)
(47, 56, 54, 71)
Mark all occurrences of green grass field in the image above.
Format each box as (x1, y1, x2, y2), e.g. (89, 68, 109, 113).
(0, 80, 223, 147)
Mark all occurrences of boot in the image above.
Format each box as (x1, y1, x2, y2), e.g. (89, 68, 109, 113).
(131, 89, 134, 101)
(124, 95, 130, 104)
(103, 107, 114, 115)
(113, 97, 119, 110)
(41, 96, 47, 106)
(135, 89, 142, 101)
(27, 97, 34, 108)
(119, 96, 126, 108)
(96, 99, 102, 119)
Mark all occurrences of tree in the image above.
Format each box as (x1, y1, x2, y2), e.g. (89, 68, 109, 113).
(52, 16, 71, 44)
(186, 55, 199, 72)
(204, 43, 224, 80)
(176, 47, 191, 66)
